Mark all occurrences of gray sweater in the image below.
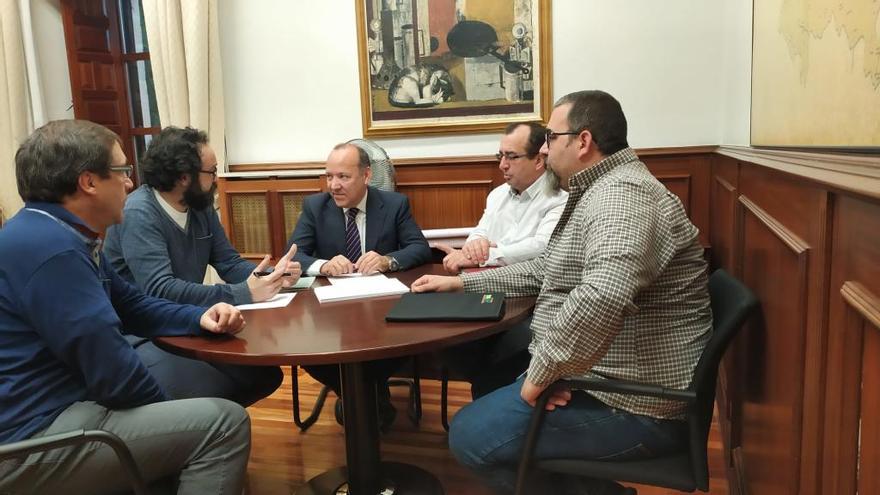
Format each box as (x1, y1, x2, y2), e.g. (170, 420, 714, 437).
(104, 185, 255, 306)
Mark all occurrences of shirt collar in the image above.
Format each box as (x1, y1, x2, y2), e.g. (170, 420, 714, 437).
(510, 171, 550, 200)
(344, 188, 369, 215)
(568, 147, 639, 193)
(24, 201, 100, 240)
(24, 201, 103, 266)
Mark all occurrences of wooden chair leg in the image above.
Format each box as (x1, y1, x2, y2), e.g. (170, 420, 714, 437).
(291, 365, 329, 432)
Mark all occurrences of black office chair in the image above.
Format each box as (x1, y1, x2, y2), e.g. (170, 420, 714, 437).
(0, 429, 150, 495)
(514, 269, 758, 494)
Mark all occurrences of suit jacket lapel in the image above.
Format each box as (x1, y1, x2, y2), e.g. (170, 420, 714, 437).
(325, 195, 347, 256)
(364, 188, 386, 252)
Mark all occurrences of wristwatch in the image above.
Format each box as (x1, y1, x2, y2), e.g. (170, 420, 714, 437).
(385, 255, 400, 272)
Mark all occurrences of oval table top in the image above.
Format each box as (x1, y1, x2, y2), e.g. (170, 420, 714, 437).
(155, 264, 535, 366)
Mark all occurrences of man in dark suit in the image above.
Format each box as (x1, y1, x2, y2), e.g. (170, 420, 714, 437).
(287, 142, 431, 430)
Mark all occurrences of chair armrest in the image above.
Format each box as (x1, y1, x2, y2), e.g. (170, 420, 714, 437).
(0, 429, 150, 495)
(558, 377, 697, 403)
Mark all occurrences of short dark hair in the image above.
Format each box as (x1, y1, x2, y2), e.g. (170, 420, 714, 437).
(332, 143, 371, 171)
(505, 122, 546, 157)
(141, 126, 209, 191)
(554, 90, 629, 156)
(16, 120, 121, 203)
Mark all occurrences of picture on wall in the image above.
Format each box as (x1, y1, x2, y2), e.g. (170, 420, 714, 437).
(355, 0, 552, 137)
(751, 0, 880, 148)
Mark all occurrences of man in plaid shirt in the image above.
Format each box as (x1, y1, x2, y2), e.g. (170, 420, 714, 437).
(413, 90, 712, 494)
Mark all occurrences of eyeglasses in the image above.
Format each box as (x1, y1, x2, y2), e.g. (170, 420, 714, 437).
(494, 152, 529, 162)
(199, 168, 218, 178)
(544, 129, 582, 146)
(109, 165, 134, 178)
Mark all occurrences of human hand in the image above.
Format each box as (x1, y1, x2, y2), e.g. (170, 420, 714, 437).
(200, 303, 245, 335)
(355, 251, 389, 274)
(411, 275, 464, 293)
(435, 243, 476, 274)
(275, 244, 302, 288)
(520, 379, 571, 411)
(320, 255, 355, 276)
(247, 254, 286, 302)
(461, 238, 494, 265)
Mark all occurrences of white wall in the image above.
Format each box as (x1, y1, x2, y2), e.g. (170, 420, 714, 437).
(720, 0, 752, 145)
(27, 0, 752, 164)
(218, 0, 751, 164)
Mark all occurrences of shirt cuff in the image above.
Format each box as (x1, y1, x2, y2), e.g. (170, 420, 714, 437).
(481, 246, 504, 267)
(307, 260, 327, 276)
(230, 280, 253, 305)
(526, 352, 559, 387)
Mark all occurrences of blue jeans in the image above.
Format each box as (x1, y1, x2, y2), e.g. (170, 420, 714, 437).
(448, 377, 688, 494)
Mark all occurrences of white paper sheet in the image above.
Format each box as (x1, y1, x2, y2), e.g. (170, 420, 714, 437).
(314, 276, 409, 303)
(422, 227, 474, 239)
(328, 273, 386, 286)
(235, 293, 296, 310)
(291, 276, 316, 289)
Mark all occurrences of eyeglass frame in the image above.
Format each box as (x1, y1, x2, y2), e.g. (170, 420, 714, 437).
(108, 165, 134, 178)
(544, 129, 583, 146)
(198, 168, 219, 178)
(494, 151, 531, 162)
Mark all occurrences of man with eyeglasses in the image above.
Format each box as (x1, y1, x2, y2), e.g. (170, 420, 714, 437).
(413, 90, 711, 494)
(434, 122, 568, 399)
(103, 126, 294, 407)
(435, 122, 567, 274)
(0, 120, 251, 494)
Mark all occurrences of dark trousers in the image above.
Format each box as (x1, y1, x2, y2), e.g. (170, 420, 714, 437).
(303, 358, 405, 397)
(442, 317, 533, 399)
(131, 337, 283, 407)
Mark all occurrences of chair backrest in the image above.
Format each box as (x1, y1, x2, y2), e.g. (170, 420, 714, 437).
(686, 269, 758, 490)
(347, 138, 396, 191)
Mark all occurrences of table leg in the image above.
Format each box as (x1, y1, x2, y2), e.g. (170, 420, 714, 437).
(297, 361, 444, 495)
(340, 361, 381, 493)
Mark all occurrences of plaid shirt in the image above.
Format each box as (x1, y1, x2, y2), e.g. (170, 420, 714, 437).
(462, 148, 712, 419)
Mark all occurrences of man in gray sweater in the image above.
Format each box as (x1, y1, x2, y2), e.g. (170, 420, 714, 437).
(104, 126, 298, 406)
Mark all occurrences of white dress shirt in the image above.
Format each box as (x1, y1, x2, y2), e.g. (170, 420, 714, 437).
(467, 171, 568, 266)
(307, 190, 368, 275)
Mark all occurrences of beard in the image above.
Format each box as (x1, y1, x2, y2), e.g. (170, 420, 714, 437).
(543, 164, 564, 193)
(183, 179, 217, 211)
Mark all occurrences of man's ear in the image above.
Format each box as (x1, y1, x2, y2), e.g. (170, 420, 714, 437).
(178, 173, 192, 188)
(78, 172, 98, 196)
(576, 130, 595, 159)
(534, 153, 546, 171)
(363, 166, 372, 183)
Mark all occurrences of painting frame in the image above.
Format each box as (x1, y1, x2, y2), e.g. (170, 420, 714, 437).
(355, 0, 552, 138)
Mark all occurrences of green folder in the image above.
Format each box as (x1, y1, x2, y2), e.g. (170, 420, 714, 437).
(385, 292, 506, 322)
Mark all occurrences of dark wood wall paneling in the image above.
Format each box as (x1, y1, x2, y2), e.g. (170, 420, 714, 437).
(219, 146, 880, 495)
(710, 147, 880, 495)
(220, 146, 716, 259)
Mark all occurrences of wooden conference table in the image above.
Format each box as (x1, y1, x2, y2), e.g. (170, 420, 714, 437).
(156, 264, 535, 495)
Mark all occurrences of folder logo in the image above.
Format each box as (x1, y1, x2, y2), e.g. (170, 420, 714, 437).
(481, 294, 494, 304)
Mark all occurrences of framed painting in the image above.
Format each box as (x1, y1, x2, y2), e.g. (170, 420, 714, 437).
(355, 0, 552, 137)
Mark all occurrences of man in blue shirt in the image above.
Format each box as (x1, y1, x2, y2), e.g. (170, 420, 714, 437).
(104, 126, 295, 406)
(0, 120, 251, 494)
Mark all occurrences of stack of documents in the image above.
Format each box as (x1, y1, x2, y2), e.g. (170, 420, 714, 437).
(314, 274, 410, 303)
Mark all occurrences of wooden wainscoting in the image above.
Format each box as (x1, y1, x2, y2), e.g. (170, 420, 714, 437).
(712, 146, 880, 495)
(219, 146, 715, 260)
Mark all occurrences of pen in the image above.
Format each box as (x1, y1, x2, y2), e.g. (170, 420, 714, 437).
(253, 271, 292, 277)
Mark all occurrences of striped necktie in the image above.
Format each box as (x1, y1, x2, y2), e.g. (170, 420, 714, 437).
(344, 207, 361, 263)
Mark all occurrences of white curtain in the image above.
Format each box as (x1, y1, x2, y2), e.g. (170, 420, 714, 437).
(142, 0, 227, 170)
(0, 0, 31, 221)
